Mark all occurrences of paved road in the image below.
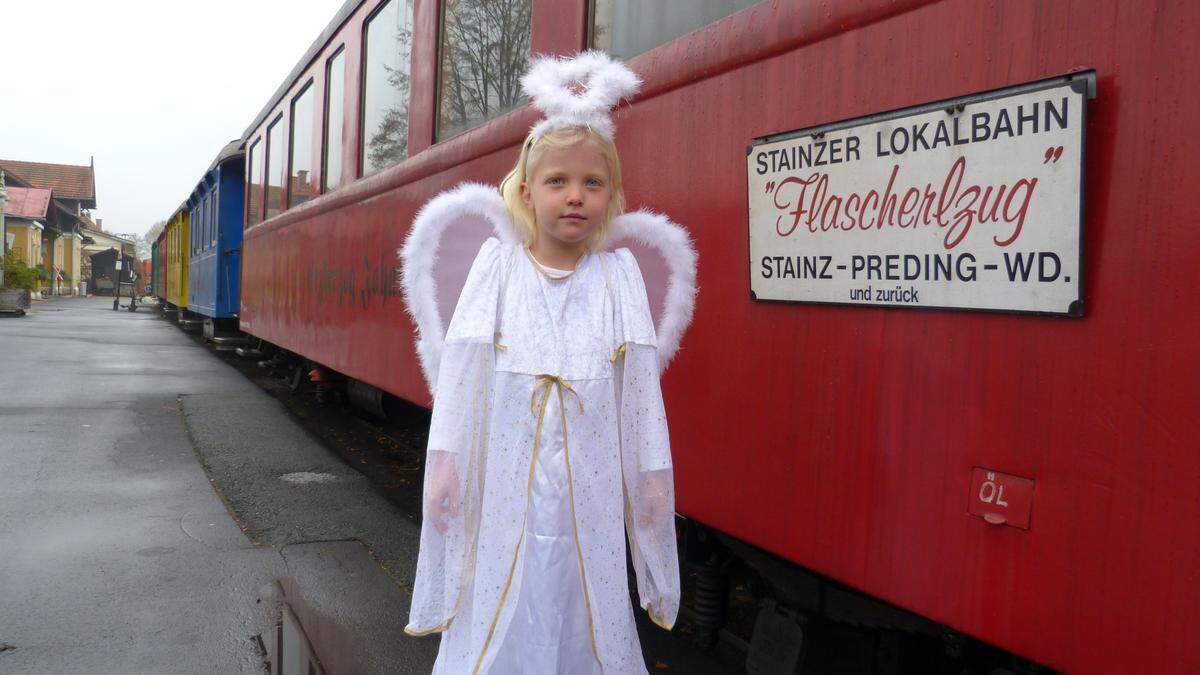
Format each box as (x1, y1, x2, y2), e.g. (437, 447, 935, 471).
(0, 298, 435, 674)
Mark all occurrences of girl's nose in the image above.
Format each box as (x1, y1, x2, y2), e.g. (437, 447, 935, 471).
(566, 189, 583, 206)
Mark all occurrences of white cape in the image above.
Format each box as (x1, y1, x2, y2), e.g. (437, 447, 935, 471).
(405, 238, 679, 675)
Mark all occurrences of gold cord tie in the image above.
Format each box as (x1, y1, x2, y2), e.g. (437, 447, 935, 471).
(610, 342, 627, 364)
(529, 373, 584, 416)
(493, 331, 508, 351)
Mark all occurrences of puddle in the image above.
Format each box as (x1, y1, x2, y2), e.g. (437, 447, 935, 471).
(263, 603, 327, 675)
(280, 472, 338, 484)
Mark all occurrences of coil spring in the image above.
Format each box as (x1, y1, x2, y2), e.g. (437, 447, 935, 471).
(692, 551, 728, 644)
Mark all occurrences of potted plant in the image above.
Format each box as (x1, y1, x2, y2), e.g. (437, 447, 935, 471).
(0, 250, 38, 315)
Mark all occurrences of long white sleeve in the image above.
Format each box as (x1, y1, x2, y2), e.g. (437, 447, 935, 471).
(407, 238, 503, 635)
(610, 249, 680, 631)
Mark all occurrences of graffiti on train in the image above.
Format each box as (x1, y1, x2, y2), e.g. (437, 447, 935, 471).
(306, 252, 401, 310)
(747, 73, 1093, 316)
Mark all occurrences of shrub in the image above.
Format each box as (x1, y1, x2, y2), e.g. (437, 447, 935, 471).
(1, 250, 39, 291)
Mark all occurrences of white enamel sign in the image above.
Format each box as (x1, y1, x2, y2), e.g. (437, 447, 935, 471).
(747, 74, 1092, 315)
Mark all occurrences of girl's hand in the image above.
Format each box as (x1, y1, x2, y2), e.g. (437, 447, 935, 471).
(638, 471, 672, 529)
(426, 458, 462, 535)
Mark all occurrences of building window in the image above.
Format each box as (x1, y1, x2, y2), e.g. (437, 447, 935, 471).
(361, 0, 415, 176)
(290, 82, 315, 208)
(590, 0, 758, 60)
(265, 116, 285, 219)
(324, 48, 346, 192)
(247, 138, 264, 226)
(437, 0, 531, 140)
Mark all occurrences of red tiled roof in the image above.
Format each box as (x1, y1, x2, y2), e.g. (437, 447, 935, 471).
(0, 158, 95, 204)
(3, 186, 52, 220)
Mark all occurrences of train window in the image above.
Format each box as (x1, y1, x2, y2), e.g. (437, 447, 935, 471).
(207, 193, 215, 248)
(323, 48, 346, 192)
(590, 0, 759, 60)
(211, 186, 219, 247)
(437, 0, 531, 140)
(290, 81, 315, 208)
(361, 0, 415, 177)
(247, 138, 264, 226)
(265, 115, 285, 220)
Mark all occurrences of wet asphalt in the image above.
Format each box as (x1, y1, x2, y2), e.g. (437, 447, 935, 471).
(0, 297, 435, 674)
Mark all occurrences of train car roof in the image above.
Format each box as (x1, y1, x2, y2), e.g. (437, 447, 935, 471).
(240, 0, 364, 142)
(208, 139, 245, 173)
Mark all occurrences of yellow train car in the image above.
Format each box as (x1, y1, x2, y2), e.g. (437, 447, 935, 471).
(165, 205, 189, 309)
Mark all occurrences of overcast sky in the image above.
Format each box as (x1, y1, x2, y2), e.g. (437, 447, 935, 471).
(0, 0, 344, 237)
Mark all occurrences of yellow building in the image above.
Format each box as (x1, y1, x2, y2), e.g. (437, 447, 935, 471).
(6, 218, 43, 267)
(0, 158, 98, 297)
(2, 185, 52, 293)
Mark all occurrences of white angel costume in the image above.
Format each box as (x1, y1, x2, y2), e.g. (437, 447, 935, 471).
(399, 51, 698, 675)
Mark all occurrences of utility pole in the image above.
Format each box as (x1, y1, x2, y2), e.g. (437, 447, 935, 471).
(1, 171, 9, 288)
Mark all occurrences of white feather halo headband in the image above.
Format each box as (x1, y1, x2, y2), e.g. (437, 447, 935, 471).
(520, 50, 642, 141)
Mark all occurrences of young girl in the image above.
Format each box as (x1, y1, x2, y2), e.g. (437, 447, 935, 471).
(402, 52, 693, 675)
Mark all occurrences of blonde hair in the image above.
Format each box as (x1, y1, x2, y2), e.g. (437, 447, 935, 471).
(500, 126, 626, 251)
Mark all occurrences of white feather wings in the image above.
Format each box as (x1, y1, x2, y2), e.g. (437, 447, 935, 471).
(399, 183, 697, 395)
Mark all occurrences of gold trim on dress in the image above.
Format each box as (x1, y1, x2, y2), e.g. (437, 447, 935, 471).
(472, 374, 602, 674)
(403, 618, 453, 637)
(524, 245, 584, 280)
(554, 377, 604, 670)
(644, 599, 673, 631)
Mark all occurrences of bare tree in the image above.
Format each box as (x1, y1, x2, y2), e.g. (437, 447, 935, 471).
(367, 23, 413, 170)
(364, 0, 531, 168)
(439, 0, 531, 138)
(138, 220, 167, 259)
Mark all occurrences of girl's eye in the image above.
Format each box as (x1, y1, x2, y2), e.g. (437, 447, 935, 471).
(586, 178, 603, 187)
(547, 177, 564, 185)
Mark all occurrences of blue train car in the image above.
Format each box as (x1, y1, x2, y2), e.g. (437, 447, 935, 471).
(186, 140, 245, 329)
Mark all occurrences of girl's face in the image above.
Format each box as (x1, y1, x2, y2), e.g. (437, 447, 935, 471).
(520, 141, 612, 250)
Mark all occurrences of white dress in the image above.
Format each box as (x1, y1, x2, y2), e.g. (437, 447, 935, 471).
(486, 262, 603, 674)
(407, 239, 680, 675)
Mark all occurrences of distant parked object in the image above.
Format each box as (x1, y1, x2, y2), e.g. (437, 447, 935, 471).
(88, 248, 135, 296)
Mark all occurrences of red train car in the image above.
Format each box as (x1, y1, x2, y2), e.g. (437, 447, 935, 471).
(237, 1, 1199, 672)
